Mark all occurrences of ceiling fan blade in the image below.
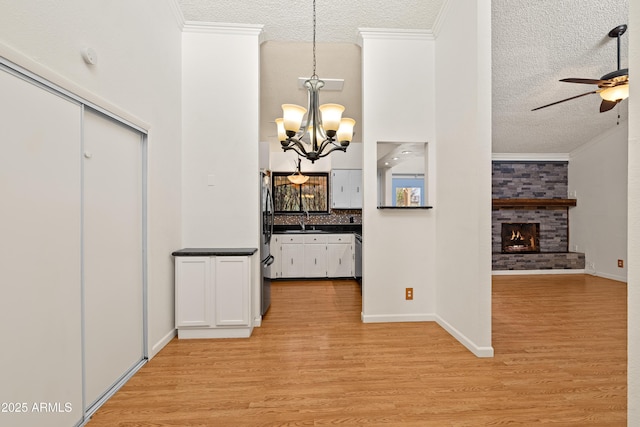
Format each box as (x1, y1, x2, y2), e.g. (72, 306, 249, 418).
(532, 90, 597, 111)
(560, 78, 605, 85)
(599, 99, 619, 113)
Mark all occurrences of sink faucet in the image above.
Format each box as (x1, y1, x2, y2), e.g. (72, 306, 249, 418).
(299, 209, 309, 230)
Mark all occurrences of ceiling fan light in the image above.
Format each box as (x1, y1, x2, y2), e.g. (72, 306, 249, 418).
(319, 103, 345, 132)
(282, 104, 307, 132)
(600, 85, 629, 102)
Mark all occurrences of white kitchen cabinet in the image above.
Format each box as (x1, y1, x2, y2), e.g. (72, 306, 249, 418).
(303, 234, 328, 277)
(175, 257, 213, 327)
(332, 169, 362, 209)
(174, 251, 254, 339)
(215, 256, 251, 326)
(279, 235, 305, 278)
(327, 234, 354, 277)
(272, 233, 355, 279)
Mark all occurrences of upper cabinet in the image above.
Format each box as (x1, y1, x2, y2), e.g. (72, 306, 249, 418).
(332, 169, 362, 209)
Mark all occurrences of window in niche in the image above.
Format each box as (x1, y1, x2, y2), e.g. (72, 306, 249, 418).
(393, 174, 425, 207)
(272, 172, 329, 214)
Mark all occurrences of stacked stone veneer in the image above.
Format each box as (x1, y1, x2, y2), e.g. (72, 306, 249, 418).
(492, 161, 585, 271)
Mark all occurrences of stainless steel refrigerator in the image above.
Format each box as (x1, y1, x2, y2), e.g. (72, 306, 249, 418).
(260, 170, 274, 316)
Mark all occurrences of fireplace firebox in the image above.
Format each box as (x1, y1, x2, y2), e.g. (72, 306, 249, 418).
(501, 223, 540, 253)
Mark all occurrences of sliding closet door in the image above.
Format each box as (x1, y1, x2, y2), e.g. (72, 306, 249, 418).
(0, 69, 83, 427)
(82, 109, 144, 410)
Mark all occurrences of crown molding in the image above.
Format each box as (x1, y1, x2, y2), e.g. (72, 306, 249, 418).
(183, 21, 265, 41)
(357, 28, 434, 47)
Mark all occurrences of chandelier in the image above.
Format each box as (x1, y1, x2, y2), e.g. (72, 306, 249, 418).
(275, 0, 356, 164)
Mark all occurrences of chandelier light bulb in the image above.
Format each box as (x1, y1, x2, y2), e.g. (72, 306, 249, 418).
(337, 118, 355, 143)
(319, 104, 345, 132)
(275, 118, 287, 142)
(282, 104, 307, 132)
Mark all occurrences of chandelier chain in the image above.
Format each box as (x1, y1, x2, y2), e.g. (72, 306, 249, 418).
(312, 0, 317, 79)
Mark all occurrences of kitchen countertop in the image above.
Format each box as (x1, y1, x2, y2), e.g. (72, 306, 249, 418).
(172, 248, 258, 257)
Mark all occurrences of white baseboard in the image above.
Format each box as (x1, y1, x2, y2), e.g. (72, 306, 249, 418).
(594, 271, 627, 283)
(360, 312, 494, 358)
(150, 329, 177, 359)
(435, 315, 494, 358)
(492, 269, 585, 276)
(361, 313, 436, 323)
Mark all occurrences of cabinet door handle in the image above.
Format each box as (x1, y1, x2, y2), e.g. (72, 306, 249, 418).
(341, 186, 344, 192)
(339, 259, 342, 265)
(315, 258, 317, 265)
(291, 258, 293, 265)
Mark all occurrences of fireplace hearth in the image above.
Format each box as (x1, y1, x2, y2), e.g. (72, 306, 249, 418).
(501, 223, 540, 253)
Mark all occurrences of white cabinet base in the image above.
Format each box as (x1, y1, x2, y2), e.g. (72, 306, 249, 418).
(177, 326, 253, 339)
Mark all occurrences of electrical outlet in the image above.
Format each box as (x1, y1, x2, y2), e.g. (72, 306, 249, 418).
(618, 259, 624, 268)
(405, 288, 413, 300)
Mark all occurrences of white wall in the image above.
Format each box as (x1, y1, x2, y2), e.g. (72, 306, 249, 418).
(433, 0, 493, 356)
(628, 0, 639, 421)
(181, 23, 262, 322)
(0, 0, 182, 357)
(359, 29, 437, 322)
(569, 124, 628, 282)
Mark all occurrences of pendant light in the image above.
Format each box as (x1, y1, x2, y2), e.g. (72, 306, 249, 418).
(287, 158, 309, 185)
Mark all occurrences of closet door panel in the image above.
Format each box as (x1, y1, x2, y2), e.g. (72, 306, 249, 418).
(0, 69, 83, 427)
(83, 109, 144, 408)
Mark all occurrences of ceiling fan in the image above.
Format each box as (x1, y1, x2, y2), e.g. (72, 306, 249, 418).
(532, 24, 629, 113)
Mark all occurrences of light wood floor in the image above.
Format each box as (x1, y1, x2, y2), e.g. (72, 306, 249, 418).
(88, 275, 627, 426)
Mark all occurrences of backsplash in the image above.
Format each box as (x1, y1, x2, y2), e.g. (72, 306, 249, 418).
(275, 209, 362, 226)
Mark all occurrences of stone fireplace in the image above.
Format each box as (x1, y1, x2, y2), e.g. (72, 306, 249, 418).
(501, 223, 540, 253)
(492, 161, 585, 271)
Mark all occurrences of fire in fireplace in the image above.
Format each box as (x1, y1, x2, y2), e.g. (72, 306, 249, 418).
(501, 223, 540, 253)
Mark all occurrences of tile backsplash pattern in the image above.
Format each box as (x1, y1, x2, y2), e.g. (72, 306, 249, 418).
(275, 209, 362, 226)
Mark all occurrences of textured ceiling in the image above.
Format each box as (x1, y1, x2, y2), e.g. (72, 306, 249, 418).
(178, 0, 444, 43)
(178, 0, 629, 154)
(492, 0, 628, 154)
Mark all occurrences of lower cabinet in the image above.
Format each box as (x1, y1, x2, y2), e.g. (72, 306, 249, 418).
(327, 236, 353, 278)
(280, 240, 305, 278)
(304, 241, 328, 277)
(174, 254, 252, 338)
(273, 233, 354, 278)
